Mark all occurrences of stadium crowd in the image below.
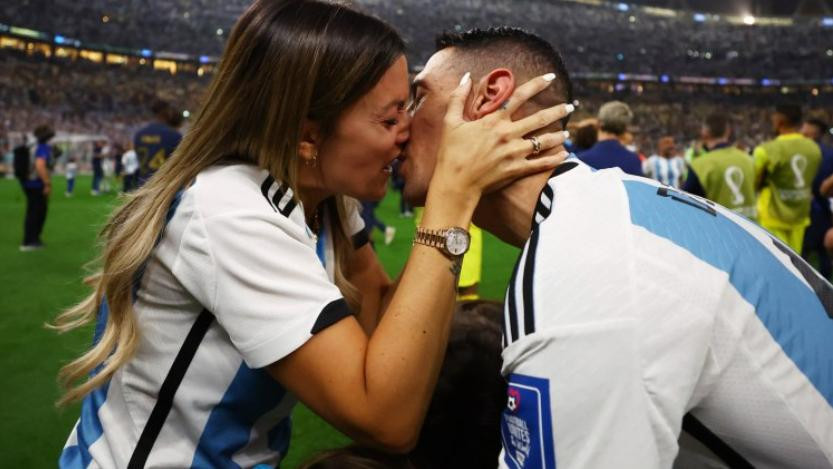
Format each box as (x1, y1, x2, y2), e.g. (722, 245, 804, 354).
(4, 0, 833, 79)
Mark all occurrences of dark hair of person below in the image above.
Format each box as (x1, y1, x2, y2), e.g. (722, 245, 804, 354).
(574, 122, 599, 151)
(434, 26, 573, 129)
(775, 103, 803, 127)
(298, 300, 507, 469)
(704, 113, 731, 139)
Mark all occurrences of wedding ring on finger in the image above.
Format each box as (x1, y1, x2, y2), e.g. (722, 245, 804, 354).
(526, 135, 543, 156)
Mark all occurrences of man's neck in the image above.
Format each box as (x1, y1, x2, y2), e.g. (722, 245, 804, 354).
(778, 127, 799, 136)
(597, 131, 619, 142)
(472, 170, 551, 248)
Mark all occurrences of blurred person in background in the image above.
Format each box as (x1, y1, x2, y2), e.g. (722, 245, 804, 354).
(121, 142, 139, 193)
(18, 124, 54, 250)
(754, 104, 822, 253)
(801, 117, 833, 278)
(684, 113, 757, 220)
(642, 136, 686, 188)
(578, 101, 643, 176)
(90, 140, 104, 196)
(133, 99, 183, 187)
(361, 200, 396, 246)
(568, 117, 598, 155)
(65, 156, 77, 197)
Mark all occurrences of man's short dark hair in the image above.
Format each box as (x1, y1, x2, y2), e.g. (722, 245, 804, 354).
(435, 27, 573, 128)
(806, 117, 830, 135)
(704, 113, 731, 139)
(775, 104, 803, 127)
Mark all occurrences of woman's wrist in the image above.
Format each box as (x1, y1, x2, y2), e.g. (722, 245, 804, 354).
(420, 182, 478, 229)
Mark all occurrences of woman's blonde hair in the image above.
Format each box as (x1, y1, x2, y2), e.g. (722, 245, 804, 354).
(52, 0, 405, 406)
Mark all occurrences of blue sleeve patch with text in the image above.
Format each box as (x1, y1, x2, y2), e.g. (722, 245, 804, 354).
(501, 373, 556, 468)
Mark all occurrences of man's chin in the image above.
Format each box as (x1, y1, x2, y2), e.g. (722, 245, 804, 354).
(402, 185, 428, 208)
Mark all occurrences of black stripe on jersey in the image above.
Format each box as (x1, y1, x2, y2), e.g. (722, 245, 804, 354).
(682, 414, 754, 469)
(552, 161, 578, 178)
(772, 239, 833, 319)
(280, 198, 298, 218)
(260, 175, 277, 212)
(128, 309, 214, 469)
(352, 230, 370, 250)
(505, 254, 522, 344)
(271, 184, 287, 211)
(522, 227, 541, 336)
(535, 184, 554, 221)
(311, 298, 354, 334)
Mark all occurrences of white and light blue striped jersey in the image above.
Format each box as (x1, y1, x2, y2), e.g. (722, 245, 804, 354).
(60, 163, 365, 468)
(642, 155, 687, 189)
(499, 161, 833, 469)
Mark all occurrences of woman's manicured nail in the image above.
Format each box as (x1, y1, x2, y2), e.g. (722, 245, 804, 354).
(459, 72, 471, 86)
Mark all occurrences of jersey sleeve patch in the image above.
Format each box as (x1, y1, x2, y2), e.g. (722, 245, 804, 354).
(501, 373, 556, 469)
(310, 298, 353, 334)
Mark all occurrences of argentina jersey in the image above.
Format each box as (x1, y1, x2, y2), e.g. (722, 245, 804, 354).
(60, 164, 364, 468)
(499, 161, 833, 469)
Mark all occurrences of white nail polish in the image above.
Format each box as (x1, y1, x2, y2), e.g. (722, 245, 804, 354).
(542, 73, 556, 82)
(563, 130, 571, 139)
(565, 104, 575, 113)
(459, 72, 471, 86)
(573, 99, 581, 107)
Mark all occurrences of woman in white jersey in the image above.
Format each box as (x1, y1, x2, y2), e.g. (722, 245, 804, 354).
(52, 1, 572, 467)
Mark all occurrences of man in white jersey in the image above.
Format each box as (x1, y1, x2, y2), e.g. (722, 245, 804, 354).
(402, 27, 833, 468)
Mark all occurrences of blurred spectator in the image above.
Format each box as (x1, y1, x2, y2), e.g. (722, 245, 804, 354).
(18, 124, 54, 250)
(801, 117, 833, 277)
(133, 99, 183, 186)
(65, 156, 77, 196)
(754, 104, 822, 252)
(642, 136, 686, 188)
(121, 143, 139, 192)
(568, 118, 598, 154)
(91, 140, 104, 195)
(684, 112, 757, 219)
(579, 101, 644, 176)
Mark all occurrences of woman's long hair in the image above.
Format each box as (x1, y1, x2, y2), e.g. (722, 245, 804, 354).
(52, 0, 405, 406)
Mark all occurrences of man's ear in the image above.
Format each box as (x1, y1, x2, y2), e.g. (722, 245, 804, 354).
(298, 119, 321, 164)
(469, 69, 515, 119)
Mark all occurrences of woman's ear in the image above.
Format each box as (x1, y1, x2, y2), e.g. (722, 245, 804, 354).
(470, 68, 516, 119)
(298, 120, 321, 165)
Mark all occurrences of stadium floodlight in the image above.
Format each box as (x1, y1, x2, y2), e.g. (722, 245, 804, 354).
(183, 110, 191, 118)
(216, 28, 223, 36)
(199, 55, 211, 64)
(660, 74, 670, 83)
(822, 18, 833, 27)
(718, 77, 729, 85)
(54, 35, 65, 44)
(743, 15, 756, 25)
(618, 73, 627, 81)
(140, 49, 152, 58)
(693, 13, 706, 22)
(617, 3, 629, 12)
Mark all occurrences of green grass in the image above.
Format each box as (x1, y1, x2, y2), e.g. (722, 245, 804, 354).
(0, 175, 519, 467)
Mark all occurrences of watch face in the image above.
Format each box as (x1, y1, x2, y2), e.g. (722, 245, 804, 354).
(445, 228, 470, 256)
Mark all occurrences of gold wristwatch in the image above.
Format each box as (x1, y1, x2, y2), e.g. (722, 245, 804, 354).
(413, 226, 471, 257)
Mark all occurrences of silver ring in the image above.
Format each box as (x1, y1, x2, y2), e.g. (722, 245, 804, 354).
(527, 135, 542, 156)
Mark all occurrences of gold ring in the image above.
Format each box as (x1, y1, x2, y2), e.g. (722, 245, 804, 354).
(527, 135, 542, 156)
